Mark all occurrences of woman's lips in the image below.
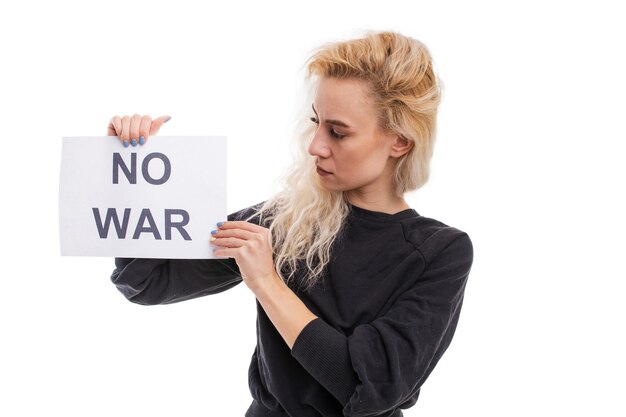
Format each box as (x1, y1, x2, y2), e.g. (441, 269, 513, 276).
(316, 166, 332, 176)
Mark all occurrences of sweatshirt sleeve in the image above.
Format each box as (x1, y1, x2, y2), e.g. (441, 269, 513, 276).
(290, 231, 474, 416)
(109, 202, 265, 305)
(110, 257, 242, 305)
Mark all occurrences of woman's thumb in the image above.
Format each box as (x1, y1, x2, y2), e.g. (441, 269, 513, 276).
(149, 115, 172, 136)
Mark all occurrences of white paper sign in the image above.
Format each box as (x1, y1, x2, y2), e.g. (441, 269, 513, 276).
(59, 136, 227, 259)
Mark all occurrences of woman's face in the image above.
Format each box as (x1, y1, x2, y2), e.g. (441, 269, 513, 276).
(308, 77, 407, 197)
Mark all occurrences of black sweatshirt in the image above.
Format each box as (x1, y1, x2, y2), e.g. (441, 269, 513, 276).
(110, 202, 474, 417)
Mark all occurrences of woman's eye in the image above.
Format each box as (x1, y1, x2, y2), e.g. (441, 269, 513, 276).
(310, 117, 345, 140)
(329, 129, 345, 139)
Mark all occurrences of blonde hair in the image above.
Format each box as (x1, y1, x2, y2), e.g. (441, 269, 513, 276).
(246, 30, 442, 291)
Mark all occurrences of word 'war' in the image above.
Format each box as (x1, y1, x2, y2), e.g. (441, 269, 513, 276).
(92, 208, 192, 240)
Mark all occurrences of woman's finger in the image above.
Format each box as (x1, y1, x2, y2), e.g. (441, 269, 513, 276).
(128, 114, 142, 147)
(138, 115, 152, 145)
(212, 227, 256, 241)
(107, 115, 122, 137)
(211, 236, 247, 248)
(149, 115, 171, 137)
(120, 115, 131, 147)
(213, 247, 235, 259)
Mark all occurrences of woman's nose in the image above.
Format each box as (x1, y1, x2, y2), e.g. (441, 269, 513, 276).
(308, 132, 331, 158)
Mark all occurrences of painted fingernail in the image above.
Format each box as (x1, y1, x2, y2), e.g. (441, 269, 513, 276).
(217, 221, 225, 227)
(139, 136, 145, 145)
(131, 138, 137, 146)
(210, 236, 217, 242)
(123, 140, 129, 148)
(164, 116, 172, 123)
(210, 230, 217, 235)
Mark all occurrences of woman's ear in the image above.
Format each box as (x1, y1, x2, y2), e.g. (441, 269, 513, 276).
(390, 134, 414, 158)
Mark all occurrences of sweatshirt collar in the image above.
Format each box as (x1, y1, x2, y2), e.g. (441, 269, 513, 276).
(348, 202, 419, 222)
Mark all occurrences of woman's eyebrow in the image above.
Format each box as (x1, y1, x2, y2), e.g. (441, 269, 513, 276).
(312, 104, 353, 129)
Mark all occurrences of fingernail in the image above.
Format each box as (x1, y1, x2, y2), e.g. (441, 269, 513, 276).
(210, 230, 217, 235)
(217, 221, 224, 227)
(164, 116, 171, 123)
(131, 138, 137, 146)
(123, 140, 129, 148)
(210, 237, 217, 242)
(139, 136, 145, 145)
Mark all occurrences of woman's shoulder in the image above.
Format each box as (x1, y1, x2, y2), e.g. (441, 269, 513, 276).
(227, 201, 268, 225)
(400, 214, 473, 265)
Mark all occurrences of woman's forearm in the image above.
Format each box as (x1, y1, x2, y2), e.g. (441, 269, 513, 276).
(252, 272, 318, 350)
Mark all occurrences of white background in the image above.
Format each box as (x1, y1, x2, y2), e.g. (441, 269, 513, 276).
(1, 1, 624, 416)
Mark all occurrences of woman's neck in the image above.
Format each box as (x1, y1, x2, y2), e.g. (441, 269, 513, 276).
(346, 192, 410, 215)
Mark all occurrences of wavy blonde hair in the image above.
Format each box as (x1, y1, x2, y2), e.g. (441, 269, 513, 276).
(246, 30, 442, 292)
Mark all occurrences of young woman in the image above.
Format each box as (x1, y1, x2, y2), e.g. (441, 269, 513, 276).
(108, 30, 474, 417)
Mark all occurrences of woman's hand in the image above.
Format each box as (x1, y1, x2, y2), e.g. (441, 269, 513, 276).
(107, 114, 171, 147)
(210, 221, 279, 292)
